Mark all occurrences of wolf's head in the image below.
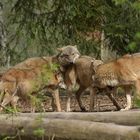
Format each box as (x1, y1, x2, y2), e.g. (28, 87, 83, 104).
(57, 45, 80, 66)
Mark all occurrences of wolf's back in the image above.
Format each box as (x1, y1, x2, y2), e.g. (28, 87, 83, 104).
(14, 57, 51, 69)
(94, 53, 140, 88)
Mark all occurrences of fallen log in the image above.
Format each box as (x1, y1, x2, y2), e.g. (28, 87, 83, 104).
(0, 115, 140, 140)
(2, 110, 140, 126)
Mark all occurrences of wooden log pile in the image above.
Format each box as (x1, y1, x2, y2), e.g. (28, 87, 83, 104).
(0, 110, 140, 140)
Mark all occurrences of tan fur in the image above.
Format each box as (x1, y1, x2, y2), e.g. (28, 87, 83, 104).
(64, 56, 103, 111)
(57, 45, 105, 111)
(14, 57, 53, 69)
(92, 53, 140, 110)
(56, 45, 122, 111)
(0, 56, 64, 112)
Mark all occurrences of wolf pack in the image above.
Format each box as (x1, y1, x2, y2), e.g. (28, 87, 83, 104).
(0, 45, 140, 112)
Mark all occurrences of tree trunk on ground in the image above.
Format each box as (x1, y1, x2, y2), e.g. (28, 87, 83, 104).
(0, 114, 140, 140)
(3, 110, 140, 126)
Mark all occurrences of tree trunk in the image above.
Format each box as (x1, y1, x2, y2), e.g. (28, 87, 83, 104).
(0, 2, 9, 67)
(100, 30, 105, 61)
(0, 114, 140, 140)
(100, 29, 118, 61)
(2, 110, 139, 126)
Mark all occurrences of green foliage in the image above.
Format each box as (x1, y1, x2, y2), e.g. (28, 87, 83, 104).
(113, 0, 128, 5)
(128, 42, 137, 52)
(33, 128, 45, 138)
(132, 1, 140, 11)
(2, 105, 20, 114)
(27, 62, 59, 91)
(103, 0, 140, 54)
(33, 116, 45, 137)
(134, 98, 140, 108)
(28, 94, 43, 111)
(3, 136, 17, 140)
(41, 63, 59, 83)
(1, 0, 102, 65)
(25, 62, 59, 111)
(1, 0, 140, 66)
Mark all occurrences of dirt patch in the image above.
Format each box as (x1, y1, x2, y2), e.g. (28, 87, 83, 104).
(16, 91, 132, 112)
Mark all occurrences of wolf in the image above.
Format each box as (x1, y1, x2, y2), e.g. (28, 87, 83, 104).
(57, 50, 103, 111)
(0, 56, 66, 112)
(57, 45, 80, 66)
(92, 53, 140, 111)
(0, 45, 80, 112)
(58, 46, 122, 112)
(67, 56, 103, 112)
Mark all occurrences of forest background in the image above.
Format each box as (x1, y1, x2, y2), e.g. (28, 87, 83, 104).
(0, 0, 140, 67)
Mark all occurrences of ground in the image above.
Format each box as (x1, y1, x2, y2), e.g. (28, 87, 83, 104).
(16, 90, 132, 113)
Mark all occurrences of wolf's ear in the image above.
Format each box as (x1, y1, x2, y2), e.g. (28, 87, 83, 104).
(91, 60, 96, 72)
(73, 45, 77, 48)
(57, 46, 67, 52)
(57, 47, 63, 52)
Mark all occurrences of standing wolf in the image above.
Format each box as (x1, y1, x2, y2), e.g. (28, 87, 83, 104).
(70, 56, 103, 112)
(58, 46, 122, 112)
(0, 56, 64, 112)
(57, 46, 103, 111)
(0, 45, 79, 112)
(92, 53, 140, 111)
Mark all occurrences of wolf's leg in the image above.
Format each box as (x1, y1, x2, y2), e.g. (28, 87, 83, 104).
(0, 90, 4, 102)
(89, 87, 97, 112)
(120, 86, 132, 111)
(10, 96, 19, 112)
(106, 87, 122, 111)
(51, 96, 56, 111)
(121, 93, 132, 111)
(66, 88, 73, 112)
(75, 86, 86, 111)
(65, 66, 76, 112)
(52, 89, 61, 112)
(30, 96, 36, 113)
(31, 105, 36, 113)
(0, 91, 12, 111)
(122, 86, 132, 111)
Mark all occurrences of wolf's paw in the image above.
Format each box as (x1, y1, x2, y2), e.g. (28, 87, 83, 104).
(81, 107, 87, 112)
(0, 107, 3, 112)
(66, 109, 71, 112)
(120, 107, 130, 111)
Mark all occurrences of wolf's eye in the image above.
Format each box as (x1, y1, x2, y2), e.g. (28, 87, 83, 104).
(60, 54, 65, 57)
(62, 54, 69, 57)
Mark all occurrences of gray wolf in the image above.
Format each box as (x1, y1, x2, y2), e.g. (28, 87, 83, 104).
(0, 56, 65, 112)
(57, 45, 80, 66)
(59, 46, 122, 112)
(92, 53, 140, 111)
(57, 47, 103, 111)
